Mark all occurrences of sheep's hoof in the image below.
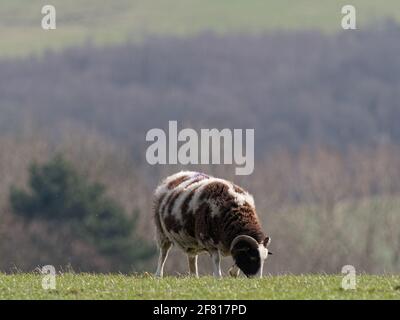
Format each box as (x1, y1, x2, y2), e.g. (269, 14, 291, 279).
(228, 266, 239, 278)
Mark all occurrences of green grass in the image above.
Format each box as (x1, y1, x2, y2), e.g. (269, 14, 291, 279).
(1, 0, 400, 57)
(0, 273, 399, 299)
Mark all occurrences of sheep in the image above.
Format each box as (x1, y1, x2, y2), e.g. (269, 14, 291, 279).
(153, 171, 272, 278)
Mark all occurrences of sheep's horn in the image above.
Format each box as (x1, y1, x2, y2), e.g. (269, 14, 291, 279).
(230, 235, 259, 252)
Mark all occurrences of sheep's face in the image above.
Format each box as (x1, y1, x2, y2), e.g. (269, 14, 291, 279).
(231, 235, 271, 277)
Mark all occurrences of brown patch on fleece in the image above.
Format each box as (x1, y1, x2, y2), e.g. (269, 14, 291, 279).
(167, 175, 190, 189)
(185, 175, 207, 188)
(194, 202, 220, 245)
(162, 189, 186, 234)
(160, 190, 178, 217)
(181, 188, 197, 214)
(166, 190, 183, 215)
(164, 214, 182, 233)
(180, 187, 201, 238)
(233, 185, 246, 194)
(199, 181, 237, 206)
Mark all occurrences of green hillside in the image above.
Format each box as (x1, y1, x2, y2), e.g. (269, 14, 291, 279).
(1, 0, 400, 57)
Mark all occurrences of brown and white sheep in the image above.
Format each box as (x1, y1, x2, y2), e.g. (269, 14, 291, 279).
(153, 171, 272, 278)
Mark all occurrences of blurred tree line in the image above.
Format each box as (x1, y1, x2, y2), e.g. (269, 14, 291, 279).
(0, 22, 400, 154)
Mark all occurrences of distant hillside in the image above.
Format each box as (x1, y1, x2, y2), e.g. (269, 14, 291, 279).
(1, 23, 400, 156)
(1, 0, 400, 57)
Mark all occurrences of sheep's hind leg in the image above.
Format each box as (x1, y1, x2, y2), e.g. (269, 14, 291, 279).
(155, 240, 172, 277)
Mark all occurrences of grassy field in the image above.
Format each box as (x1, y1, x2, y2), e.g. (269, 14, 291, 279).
(0, 273, 399, 299)
(1, 0, 400, 57)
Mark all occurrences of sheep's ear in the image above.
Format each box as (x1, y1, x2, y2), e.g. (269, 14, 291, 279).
(263, 236, 271, 247)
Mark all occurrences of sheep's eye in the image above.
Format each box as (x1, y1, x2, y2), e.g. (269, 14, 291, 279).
(250, 256, 257, 261)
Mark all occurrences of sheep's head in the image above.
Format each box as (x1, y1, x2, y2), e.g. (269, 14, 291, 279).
(230, 235, 272, 277)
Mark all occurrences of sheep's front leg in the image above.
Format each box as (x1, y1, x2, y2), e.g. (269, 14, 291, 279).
(210, 251, 222, 278)
(187, 254, 199, 278)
